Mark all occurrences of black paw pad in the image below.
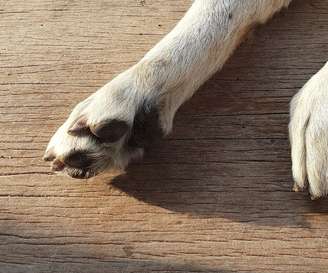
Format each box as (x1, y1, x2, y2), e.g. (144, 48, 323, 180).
(64, 150, 94, 169)
(90, 119, 129, 143)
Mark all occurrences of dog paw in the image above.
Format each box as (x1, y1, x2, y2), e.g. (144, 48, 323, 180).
(289, 62, 328, 199)
(43, 69, 164, 179)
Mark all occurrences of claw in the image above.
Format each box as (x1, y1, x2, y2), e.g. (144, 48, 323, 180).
(310, 195, 320, 201)
(292, 183, 303, 192)
(51, 159, 65, 172)
(43, 149, 56, 162)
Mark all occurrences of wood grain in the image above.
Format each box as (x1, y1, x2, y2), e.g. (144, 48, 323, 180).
(1, 0, 328, 272)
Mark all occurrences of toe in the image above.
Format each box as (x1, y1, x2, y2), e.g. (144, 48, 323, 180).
(43, 149, 56, 162)
(51, 159, 65, 172)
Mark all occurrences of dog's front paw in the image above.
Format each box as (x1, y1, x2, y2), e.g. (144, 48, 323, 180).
(289, 62, 328, 199)
(43, 70, 164, 179)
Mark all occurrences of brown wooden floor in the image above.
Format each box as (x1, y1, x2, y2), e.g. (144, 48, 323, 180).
(1, 0, 328, 272)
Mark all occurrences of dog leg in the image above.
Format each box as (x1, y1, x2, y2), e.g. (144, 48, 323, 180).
(290, 62, 328, 199)
(44, 0, 292, 178)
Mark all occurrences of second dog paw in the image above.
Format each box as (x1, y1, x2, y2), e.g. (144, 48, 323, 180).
(289, 62, 328, 199)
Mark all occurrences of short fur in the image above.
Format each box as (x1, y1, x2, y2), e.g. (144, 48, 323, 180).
(44, 0, 328, 199)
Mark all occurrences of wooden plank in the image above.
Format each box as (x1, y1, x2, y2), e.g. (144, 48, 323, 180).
(1, 0, 328, 272)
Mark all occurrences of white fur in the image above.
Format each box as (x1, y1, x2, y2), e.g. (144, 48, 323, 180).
(45, 0, 293, 176)
(290, 62, 328, 199)
(135, 0, 292, 133)
(44, 0, 328, 199)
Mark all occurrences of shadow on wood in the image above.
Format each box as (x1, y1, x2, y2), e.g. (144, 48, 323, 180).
(1, 0, 328, 272)
(111, 0, 328, 228)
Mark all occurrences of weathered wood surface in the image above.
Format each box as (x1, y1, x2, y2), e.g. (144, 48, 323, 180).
(1, 0, 328, 272)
